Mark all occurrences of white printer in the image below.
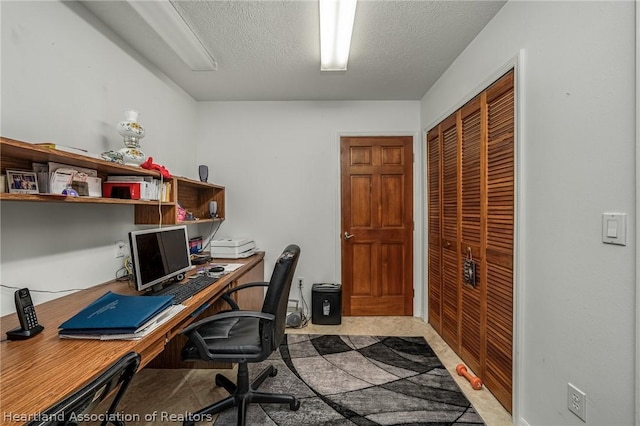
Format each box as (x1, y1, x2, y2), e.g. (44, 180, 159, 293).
(210, 238, 256, 259)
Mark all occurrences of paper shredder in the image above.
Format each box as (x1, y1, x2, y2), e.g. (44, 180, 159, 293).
(311, 283, 342, 325)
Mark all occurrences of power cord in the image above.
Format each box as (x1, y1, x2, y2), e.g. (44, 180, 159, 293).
(200, 220, 222, 254)
(0, 283, 88, 293)
(158, 173, 164, 227)
(115, 256, 133, 282)
(296, 279, 310, 328)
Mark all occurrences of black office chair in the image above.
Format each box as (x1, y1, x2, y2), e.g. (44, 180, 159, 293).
(27, 351, 141, 426)
(180, 244, 301, 426)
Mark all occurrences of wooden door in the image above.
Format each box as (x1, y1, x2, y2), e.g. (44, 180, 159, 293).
(440, 114, 460, 349)
(426, 70, 514, 412)
(340, 136, 414, 316)
(483, 72, 515, 411)
(427, 129, 442, 332)
(459, 96, 484, 374)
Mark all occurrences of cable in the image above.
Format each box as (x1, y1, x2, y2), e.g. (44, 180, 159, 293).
(296, 280, 310, 328)
(200, 220, 222, 253)
(0, 283, 88, 293)
(115, 260, 132, 282)
(158, 173, 164, 228)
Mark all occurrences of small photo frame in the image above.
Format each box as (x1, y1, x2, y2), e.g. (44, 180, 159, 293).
(7, 170, 39, 194)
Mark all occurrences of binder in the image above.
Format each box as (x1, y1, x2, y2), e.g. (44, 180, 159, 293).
(59, 291, 173, 334)
(59, 305, 185, 340)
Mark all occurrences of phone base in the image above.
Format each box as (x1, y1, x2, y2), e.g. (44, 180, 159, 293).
(6, 325, 44, 341)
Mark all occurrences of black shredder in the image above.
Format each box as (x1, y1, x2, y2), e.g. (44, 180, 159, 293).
(312, 283, 342, 325)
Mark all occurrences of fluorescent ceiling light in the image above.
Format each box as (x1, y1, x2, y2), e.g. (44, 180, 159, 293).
(319, 0, 357, 71)
(127, 0, 217, 71)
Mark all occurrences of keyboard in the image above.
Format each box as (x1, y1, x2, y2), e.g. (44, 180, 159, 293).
(152, 274, 219, 304)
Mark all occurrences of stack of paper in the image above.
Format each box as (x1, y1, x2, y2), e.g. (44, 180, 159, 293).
(59, 291, 183, 340)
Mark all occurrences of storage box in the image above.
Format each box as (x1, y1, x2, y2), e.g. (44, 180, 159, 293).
(102, 182, 143, 200)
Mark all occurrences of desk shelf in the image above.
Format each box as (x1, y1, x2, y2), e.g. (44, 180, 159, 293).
(0, 137, 225, 225)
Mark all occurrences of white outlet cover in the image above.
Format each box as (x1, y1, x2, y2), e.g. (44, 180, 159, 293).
(115, 241, 126, 258)
(567, 382, 587, 422)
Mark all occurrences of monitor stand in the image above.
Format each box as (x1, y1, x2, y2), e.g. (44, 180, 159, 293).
(151, 283, 166, 293)
(147, 273, 186, 295)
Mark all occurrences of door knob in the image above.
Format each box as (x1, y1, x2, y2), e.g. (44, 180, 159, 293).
(344, 232, 354, 240)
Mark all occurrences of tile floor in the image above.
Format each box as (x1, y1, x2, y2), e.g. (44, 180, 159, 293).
(109, 317, 513, 426)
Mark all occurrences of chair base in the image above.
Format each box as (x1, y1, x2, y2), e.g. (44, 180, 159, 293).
(183, 363, 300, 426)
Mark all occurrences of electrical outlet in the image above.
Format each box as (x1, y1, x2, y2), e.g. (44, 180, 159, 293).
(115, 241, 126, 258)
(567, 383, 587, 422)
(298, 277, 304, 288)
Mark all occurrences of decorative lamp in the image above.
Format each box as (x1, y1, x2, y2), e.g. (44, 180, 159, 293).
(117, 110, 146, 166)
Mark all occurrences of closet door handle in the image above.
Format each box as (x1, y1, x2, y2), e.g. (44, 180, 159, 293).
(344, 232, 354, 240)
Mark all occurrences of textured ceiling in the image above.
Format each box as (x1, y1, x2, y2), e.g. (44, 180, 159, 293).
(80, 0, 506, 101)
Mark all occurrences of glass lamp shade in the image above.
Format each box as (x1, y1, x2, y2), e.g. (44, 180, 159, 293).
(117, 110, 146, 166)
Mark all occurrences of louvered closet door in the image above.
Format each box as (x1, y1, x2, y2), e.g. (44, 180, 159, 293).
(427, 129, 442, 333)
(484, 71, 514, 412)
(426, 69, 514, 413)
(459, 97, 484, 374)
(440, 114, 460, 350)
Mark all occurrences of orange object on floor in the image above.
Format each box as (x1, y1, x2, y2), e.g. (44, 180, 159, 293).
(456, 363, 483, 390)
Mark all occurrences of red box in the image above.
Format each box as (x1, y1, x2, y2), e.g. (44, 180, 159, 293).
(102, 182, 142, 200)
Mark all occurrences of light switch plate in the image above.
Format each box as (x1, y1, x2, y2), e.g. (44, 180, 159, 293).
(602, 213, 626, 246)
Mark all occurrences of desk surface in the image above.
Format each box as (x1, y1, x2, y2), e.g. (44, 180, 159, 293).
(0, 253, 264, 425)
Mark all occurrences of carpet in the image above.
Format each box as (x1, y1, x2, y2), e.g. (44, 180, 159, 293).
(213, 334, 484, 425)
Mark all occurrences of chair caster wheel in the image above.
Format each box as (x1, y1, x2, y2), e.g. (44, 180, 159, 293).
(290, 399, 301, 411)
(270, 367, 278, 377)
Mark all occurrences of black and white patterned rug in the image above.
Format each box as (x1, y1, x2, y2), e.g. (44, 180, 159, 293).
(214, 334, 484, 425)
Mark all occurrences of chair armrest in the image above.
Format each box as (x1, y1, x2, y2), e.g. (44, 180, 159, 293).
(221, 282, 269, 310)
(226, 281, 269, 295)
(181, 310, 274, 335)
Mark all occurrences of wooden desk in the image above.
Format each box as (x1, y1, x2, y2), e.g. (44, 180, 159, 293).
(0, 253, 264, 426)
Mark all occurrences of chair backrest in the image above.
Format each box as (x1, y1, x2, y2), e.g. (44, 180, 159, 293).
(261, 244, 300, 348)
(27, 351, 141, 426)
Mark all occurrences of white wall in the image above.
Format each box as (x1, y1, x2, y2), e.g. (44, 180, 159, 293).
(195, 101, 421, 312)
(0, 2, 424, 318)
(421, 1, 636, 425)
(0, 1, 199, 314)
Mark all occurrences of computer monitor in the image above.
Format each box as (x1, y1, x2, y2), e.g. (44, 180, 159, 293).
(129, 225, 192, 293)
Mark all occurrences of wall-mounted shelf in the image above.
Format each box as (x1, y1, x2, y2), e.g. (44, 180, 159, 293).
(0, 137, 225, 225)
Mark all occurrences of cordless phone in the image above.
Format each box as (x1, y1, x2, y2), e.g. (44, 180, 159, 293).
(6, 288, 44, 340)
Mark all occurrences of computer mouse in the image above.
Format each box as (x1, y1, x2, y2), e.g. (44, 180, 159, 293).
(209, 266, 225, 273)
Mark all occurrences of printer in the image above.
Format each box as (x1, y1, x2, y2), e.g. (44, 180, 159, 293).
(210, 238, 256, 259)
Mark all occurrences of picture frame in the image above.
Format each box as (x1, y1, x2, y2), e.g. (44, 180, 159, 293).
(7, 170, 39, 194)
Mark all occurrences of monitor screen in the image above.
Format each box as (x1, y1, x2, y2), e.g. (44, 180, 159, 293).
(129, 225, 192, 292)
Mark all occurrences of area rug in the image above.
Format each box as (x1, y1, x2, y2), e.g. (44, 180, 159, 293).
(214, 334, 484, 425)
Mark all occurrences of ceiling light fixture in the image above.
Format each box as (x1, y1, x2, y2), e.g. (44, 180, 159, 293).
(319, 0, 357, 71)
(127, 0, 217, 71)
